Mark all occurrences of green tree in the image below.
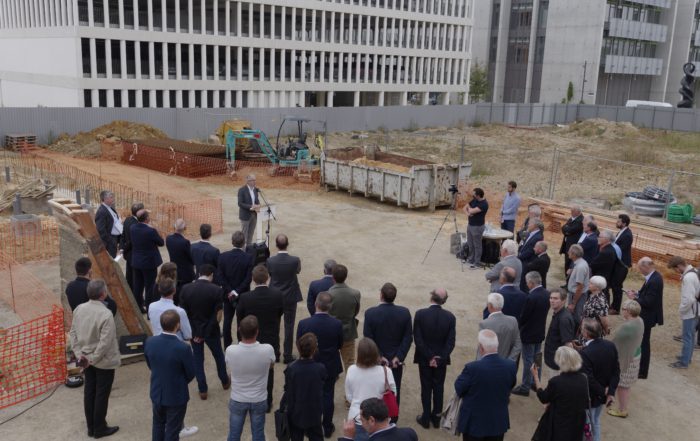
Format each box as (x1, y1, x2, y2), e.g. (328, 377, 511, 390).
(468, 62, 490, 103)
(566, 81, 574, 103)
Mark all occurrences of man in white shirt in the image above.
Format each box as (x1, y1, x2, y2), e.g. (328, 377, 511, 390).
(225, 315, 275, 441)
(668, 256, 700, 369)
(148, 278, 192, 341)
(237, 174, 261, 247)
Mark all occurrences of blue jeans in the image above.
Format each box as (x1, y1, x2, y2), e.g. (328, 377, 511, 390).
(587, 405, 604, 441)
(152, 403, 187, 441)
(501, 220, 516, 232)
(228, 399, 266, 441)
(520, 343, 542, 389)
(192, 336, 229, 393)
(680, 317, 698, 366)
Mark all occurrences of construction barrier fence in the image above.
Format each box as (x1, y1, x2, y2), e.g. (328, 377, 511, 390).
(0, 217, 59, 264)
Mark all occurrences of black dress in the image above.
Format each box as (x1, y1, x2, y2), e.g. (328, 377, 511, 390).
(533, 372, 588, 441)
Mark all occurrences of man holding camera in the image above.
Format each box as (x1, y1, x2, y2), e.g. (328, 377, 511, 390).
(464, 188, 489, 270)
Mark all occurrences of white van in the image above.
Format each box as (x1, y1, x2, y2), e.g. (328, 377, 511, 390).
(624, 100, 673, 108)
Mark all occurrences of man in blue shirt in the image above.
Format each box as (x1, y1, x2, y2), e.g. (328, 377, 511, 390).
(500, 181, 521, 232)
(148, 278, 192, 342)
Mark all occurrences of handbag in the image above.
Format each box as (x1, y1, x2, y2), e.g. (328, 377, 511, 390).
(382, 365, 399, 418)
(440, 393, 463, 436)
(582, 374, 593, 441)
(275, 385, 291, 441)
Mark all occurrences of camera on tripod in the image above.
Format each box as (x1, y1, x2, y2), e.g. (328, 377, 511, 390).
(448, 184, 459, 195)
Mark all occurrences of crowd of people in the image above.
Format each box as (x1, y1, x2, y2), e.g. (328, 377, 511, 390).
(65, 182, 699, 441)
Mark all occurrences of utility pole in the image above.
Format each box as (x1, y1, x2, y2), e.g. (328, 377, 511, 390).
(580, 61, 588, 103)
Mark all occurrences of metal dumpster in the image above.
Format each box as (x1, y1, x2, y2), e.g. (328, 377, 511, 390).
(321, 146, 472, 210)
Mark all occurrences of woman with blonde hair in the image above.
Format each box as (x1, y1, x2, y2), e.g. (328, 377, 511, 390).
(531, 346, 589, 441)
(607, 300, 644, 418)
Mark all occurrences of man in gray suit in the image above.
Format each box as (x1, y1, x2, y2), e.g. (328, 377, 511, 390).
(237, 174, 260, 247)
(485, 239, 522, 292)
(328, 264, 362, 371)
(266, 233, 302, 363)
(479, 293, 521, 361)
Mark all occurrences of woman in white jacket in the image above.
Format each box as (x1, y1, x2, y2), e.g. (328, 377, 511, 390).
(345, 338, 397, 441)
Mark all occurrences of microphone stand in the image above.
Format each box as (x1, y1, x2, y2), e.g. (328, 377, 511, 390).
(257, 188, 276, 247)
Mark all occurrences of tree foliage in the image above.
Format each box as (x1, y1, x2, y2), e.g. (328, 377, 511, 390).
(469, 62, 490, 103)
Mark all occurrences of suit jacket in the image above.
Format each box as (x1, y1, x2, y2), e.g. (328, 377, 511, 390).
(518, 230, 543, 263)
(581, 232, 600, 264)
(236, 285, 284, 351)
(284, 359, 327, 429)
(485, 255, 522, 292)
(363, 303, 413, 362)
(580, 338, 620, 407)
(478, 312, 521, 361)
(337, 426, 418, 441)
(328, 283, 362, 341)
(237, 185, 260, 221)
(560, 214, 584, 254)
(190, 241, 220, 275)
(521, 252, 550, 291)
(66, 276, 117, 316)
(297, 313, 344, 378)
(413, 305, 456, 366)
(144, 333, 195, 407)
(519, 286, 550, 344)
(120, 215, 138, 261)
(179, 279, 224, 339)
(482, 285, 527, 324)
(130, 222, 164, 270)
(95, 204, 118, 256)
(589, 244, 618, 282)
(615, 228, 633, 267)
(166, 233, 195, 284)
(216, 248, 254, 297)
(306, 275, 335, 316)
(455, 354, 517, 438)
(637, 271, 664, 327)
(69, 300, 121, 370)
(267, 253, 302, 305)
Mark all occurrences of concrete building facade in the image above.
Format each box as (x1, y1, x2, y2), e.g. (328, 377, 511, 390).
(0, 0, 474, 108)
(473, 0, 700, 106)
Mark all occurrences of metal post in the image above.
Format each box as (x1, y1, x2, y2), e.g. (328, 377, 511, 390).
(460, 137, 465, 164)
(663, 171, 676, 220)
(76, 189, 82, 205)
(13, 194, 21, 214)
(548, 148, 558, 199)
(4, 166, 9, 182)
(85, 188, 91, 205)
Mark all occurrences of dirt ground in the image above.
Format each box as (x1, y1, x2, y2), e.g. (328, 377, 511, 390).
(1, 174, 698, 441)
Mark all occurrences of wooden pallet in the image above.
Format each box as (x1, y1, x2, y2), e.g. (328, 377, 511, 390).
(5, 134, 37, 151)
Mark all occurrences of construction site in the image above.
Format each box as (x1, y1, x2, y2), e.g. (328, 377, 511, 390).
(1, 115, 699, 441)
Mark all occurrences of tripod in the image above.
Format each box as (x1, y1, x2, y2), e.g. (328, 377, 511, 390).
(257, 189, 276, 247)
(421, 189, 463, 269)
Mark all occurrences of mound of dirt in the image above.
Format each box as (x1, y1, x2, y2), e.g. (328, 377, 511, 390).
(556, 118, 640, 139)
(48, 121, 168, 157)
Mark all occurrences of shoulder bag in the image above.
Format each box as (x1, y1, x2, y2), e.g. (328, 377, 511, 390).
(382, 365, 399, 418)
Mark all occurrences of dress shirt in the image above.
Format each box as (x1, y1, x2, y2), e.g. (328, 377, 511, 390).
(247, 185, 256, 207)
(611, 243, 622, 260)
(104, 203, 123, 235)
(501, 192, 521, 221)
(615, 227, 628, 241)
(148, 298, 192, 341)
(524, 230, 538, 245)
(578, 232, 589, 243)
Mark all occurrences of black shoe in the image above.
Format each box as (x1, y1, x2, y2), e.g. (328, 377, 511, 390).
(93, 426, 119, 439)
(638, 373, 648, 379)
(511, 387, 530, 397)
(415, 415, 430, 429)
(283, 355, 297, 364)
(430, 415, 441, 428)
(323, 423, 336, 439)
(87, 430, 94, 438)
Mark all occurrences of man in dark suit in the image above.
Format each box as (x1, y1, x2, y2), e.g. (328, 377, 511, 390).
(580, 318, 620, 441)
(119, 202, 143, 292)
(236, 264, 284, 411)
(589, 230, 618, 305)
(94, 190, 123, 258)
(237, 174, 260, 247)
(520, 241, 550, 292)
(166, 218, 196, 304)
(559, 205, 584, 278)
(130, 209, 164, 311)
(283, 333, 327, 441)
(144, 310, 196, 441)
(298, 292, 344, 438)
(267, 234, 302, 363)
(626, 257, 664, 379)
(455, 329, 517, 441)
(579, 219, 599, 264)
(484, 267, 527, 324)
(513, 271, 550, 396)
(190, 223, 220, 276)
(413, 288, 456, 429)
(363, 282, 413, 406)
(338, 398, 418, 441)
(611, 214, 633, 314)
(306, 259, 336, 316)
(517, 219, 544, 264)
(66, 257, 117, 316)
(179, 264, 230, 401)
(216, 230, 254, 348)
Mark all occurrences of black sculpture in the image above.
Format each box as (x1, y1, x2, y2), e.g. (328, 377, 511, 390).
(677, 62, 695, 108)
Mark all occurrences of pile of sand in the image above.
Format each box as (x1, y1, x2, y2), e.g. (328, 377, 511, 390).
(556, 118, 640, 139)
(48, 121, 168, 157)
(350, 157, 410, 173)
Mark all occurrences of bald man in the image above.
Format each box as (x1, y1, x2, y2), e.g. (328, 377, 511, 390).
(166, 218, 196, 304)
(413, 288, 456, 429)
(237, 174, 261, 247)
(626, 257, 664, 379)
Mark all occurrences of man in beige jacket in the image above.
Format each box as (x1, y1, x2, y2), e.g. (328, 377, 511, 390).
(69, 279, 121, 438)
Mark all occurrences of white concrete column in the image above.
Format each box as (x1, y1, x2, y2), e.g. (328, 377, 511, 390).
(147, 0, 153, 30)
(422, 92, 429, 105)
(363, 53, 369, 83)
(188, 43, 195, 79)
(320, 51, 325, 83)
(237, 46, 243, 81)
(418, 57, 423, 84)
(301, 8, 305, 41)
(339, 12, 344, 44)
(247, 2, 252, 37)
(120, 40, 127, 78)
(280, 49, 286, 82)
(188, 90, 195, 107)
(291, 49, 296, 82)
(270, 48, 276, 81)
(122, 89, 129, 107)
(213, 0, 218, 34)
(281, 6, 286, 39)
(201, 90, 207, 108)
(330, 11, 335, 44)
(328, 52, 334, 83)
(353, 91, 360, 107)
(297, 91, 304, 107)
(321, 10, 326, 43)
(89, 38, 97, 78)
(176, 42, 182, 79)
(201, 44, 207, 78)
(259, 3, 264, 38)
(118, 0, 124, 28)
(290, 7, 295, 41)
(224, 0, 229, 35)
(148, 41, 155, 78)
(380, 54, 385, 84)
(163, 90, 170, 108)
(136, 90, 144, 107)
(378, 91, 384, 106)
(348, 12, 353, 44)
(225, 90, 232, 107)
(176, 90, 183, 108)
(48, 0, 55, 26)
(236, 90, 242, 107)
(247, 90, 254, 107)
(442, 91, 449, 105)
(200, 0, 205, 34)
(259, 48, 264, 81)
(279, 90, 286, 108)
(105, 39, 113, 78)
(401, 92, 407, 106)
(300, 50, 306, 82)
(213, 45, 219, 80)
(188, 0, 193, 33)
(162, 0, 167, 30)
(355, 52, 361, 83)
(212, 90, 219, 108)
(148, 90, 156, 107)
(271, 4, 275, 38)
(327, 91, 334, 107)
(310, 51, 315, 83)
(311, 10, 316, 42)
(259, 90, 265, 107)
(373, 54, 378, 83)
(225, 44, 231, 80)
(237, 1, 241, 35)
(88, 0, 94, 26)
(248, 47, 254, 80)
(132, 0, 138, 28)
(175, 0, 180, 32)
(106, 90, 114, 108)
(91, 89, 99, 107)
(163, 41, 169, 78)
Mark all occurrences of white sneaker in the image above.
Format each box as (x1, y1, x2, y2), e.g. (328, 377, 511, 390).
(180, 426, 199, 437)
